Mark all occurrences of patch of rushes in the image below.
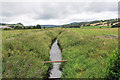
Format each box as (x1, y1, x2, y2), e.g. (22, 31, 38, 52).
(58, 28, 118, 78)
(2, 28, 63, 78)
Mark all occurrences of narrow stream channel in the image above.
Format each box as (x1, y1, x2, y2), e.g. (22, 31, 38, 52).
(49, 40, 62, 78)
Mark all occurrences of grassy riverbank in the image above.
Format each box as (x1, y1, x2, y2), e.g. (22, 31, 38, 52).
(2, 28, 63, 78)
(58, 28, 118, 78)
(2, 27, 119, 78)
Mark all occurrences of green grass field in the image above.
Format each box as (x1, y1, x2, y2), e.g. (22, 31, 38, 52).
(70, 28, 118, 36)
(81, 26, 111, 29)
(58, 28, 119, 78)
(2, 28, 63, 78)
(1, 27, 119, 78)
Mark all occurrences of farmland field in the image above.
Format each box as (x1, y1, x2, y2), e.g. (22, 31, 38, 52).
(2, 28, 63, 78)
(1, 27, 119, 78)
(58, 28, 119, 78)
(80, 26, 111, 29)
(1, 1, 120, 79)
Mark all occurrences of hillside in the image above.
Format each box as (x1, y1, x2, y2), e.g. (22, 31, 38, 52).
(0, 23, 24, 27)
(1, 18, 120, 29)
(61, 18, 120, 28)
(0, 23, 59, 29)
(41, 25, 59, 28)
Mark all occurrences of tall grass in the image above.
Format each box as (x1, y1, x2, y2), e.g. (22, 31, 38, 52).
(2, 28, 63, 78)
(58, 28, 118, 78)
(104, 49, 120, 79)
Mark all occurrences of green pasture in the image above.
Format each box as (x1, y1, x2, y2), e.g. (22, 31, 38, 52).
(2, 28, 63, 78)
(58, 28, 119, 78)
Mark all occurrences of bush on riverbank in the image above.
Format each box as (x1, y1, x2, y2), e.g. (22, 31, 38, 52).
(104, 49, 120, 79)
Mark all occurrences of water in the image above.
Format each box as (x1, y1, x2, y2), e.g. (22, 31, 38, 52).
(49, 40, 62, 78)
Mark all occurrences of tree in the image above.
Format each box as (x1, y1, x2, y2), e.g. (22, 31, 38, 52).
(23, 27, 26, 29)
(36, 24, 41, 29)
(9, 25, 14, 28)
(111, 23, 120, 28)
(14, 26, 22, 29)
(43, 26, 45, 29)
(33, 26, 36, 29)
(17, 23, 23, 26)
(4, 28, 8, 30)
(27, 26, 32, 29)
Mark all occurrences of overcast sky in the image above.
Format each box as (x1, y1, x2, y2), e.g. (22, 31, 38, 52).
(0, 1, 119, 26)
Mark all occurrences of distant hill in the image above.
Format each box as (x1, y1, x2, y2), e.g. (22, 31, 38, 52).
(0, 23, 24, 28)
(61, 18, 120, 28)
(0, 22, 59, 29)
(1, 18, 119, 29)
(26, 25, 59, 28)
(41, 25, 59, 28)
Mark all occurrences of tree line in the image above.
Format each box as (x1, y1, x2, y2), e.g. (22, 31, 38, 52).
(4, 24, 45, 30)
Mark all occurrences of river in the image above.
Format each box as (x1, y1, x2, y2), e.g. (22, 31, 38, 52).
(49, 40, 62, 78)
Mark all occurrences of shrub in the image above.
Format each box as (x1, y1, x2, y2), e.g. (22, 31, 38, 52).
(104, 49, 120, 79)
(36, 24, 41, 29)
(4, 28, 11, 30)
(112, 23, 120, 28)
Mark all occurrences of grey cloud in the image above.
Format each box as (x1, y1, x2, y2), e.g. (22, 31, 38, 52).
(85, 2, 118, 13)
(1, 2, 118, 25)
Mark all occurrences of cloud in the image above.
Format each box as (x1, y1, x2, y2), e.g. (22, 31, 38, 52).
(1, 2, 118, 25)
